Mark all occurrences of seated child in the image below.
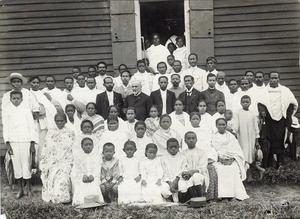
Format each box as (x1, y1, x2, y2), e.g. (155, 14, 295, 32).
(82, 102, 105, 136)
(118, 141, 142, 204)
(198, 100, 214, 132)
(179, 131, 208, 203)
(100, 143, 120, 203)
(224, 109, 234, 134)
(72, 137, 103, 205)
(140, 143, 164, 203)
(145, 105, 160, 137)
(211, 100, 226, 131)
(161, 138, 186, 202)
(124, 107, 137, 139)
(130, 121, 153, 159)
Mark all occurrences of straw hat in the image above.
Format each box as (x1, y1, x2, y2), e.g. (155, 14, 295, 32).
(291, 116, 300, 129)
(76, 195, 106, 209)
(6, 72, 27, 84)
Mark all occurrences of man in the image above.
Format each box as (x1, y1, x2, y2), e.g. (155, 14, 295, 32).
(179, 75, 204, 114)
(73, 73, 87, 92)
(258, 71, 298, 168)
(245, 70, 255, 88)
(95, 77, 123, 119)
(168, 74, 184, 98)
(42, 75, 65, 111)
(152, 62, 172, 91)
(226, 79, 239, 110)
(124, 80, 151, 121)
(202, 73, 225, 115)
(114, 71, 133, 102)
(72, 67, 81, 88)
(251, 71, 266, 101)
(62, 76, 75, 107)
(215, 71, 230, 95)
(150, 76, 176, 115)
(95, 61, 111, 90)
(87, 65, 97, 78)
(131, 59, 153, 95)
(171, 60, 183, 74)
(114, 64, 128, 87)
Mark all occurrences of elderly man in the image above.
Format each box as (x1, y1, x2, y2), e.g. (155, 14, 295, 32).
(124, 80, 151, 121)
(258, 71, 298, 168)
(215, 71, 230, 95)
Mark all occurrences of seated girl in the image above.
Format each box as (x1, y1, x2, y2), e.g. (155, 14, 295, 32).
(197, 100, 214, 132)
(71, 137, 104, 205)
(145, 105, 160, 137)
(104, 105, 126, 130)
(124, 107, 137, 139)
(118, 141, 142, 204)
(65, 104, 81, 134)
(211, 100, 226, 132)
(40, 113, 75, 203)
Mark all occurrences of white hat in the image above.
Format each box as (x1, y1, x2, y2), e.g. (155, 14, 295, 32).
(6, 72, 27, 84)
(76, 195, 106, 209)
(291, 116, 300, 129)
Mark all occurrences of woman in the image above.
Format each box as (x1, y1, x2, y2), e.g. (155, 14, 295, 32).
(173, 36, 188, 70)
(211, 118, 249, 200)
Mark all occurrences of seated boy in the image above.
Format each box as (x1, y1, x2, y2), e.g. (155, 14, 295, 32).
(100, 143, 120, 203)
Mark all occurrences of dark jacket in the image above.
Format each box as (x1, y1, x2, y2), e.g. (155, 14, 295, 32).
(95, 91, 123, 119)
(179, 88, 204, 114)
(150, 89, 176, 115)
(124, 92, 151, 121)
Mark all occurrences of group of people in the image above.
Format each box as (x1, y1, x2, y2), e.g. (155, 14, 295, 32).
(2, 33, 299, 207)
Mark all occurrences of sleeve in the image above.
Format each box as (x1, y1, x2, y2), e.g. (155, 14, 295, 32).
(139, 160, 147, 181)
(160, 158, 170, 182)
(157, 159, 164, 180)
(119, 159, 124, 177)
(232, 112, 239, 134)
(197, 153, 208, 175)
(111, 160, 120, 184)
(26, 108, 38, 142)
(254, 115, 260, 138)
(100, 165, 106, 184)
(2, 105, 9, 143)
(73, 99, 86, 114)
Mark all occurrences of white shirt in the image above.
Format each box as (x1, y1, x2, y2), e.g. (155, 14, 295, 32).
(146, 44, 170, 70)
(106, 90, 114, 106)
(160, 89, 167, 115)
(216, 83, 230, 95)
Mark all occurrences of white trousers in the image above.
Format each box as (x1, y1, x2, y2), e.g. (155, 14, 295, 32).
(10, 142, 31, 179)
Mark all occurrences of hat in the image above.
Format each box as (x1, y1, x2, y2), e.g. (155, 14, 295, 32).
(76, 195, 106, 209)
(291, 116, 300, 129)
(6, 72, 27, 84)
(189, 197, 206, 208)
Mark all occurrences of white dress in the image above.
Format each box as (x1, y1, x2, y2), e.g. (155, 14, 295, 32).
(146, 44, 170, 71)
(169, 111, 190, 143)
(130, 135, 153, 159)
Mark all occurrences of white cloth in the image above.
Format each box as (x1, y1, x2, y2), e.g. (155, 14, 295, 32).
(42, 87, 65, 109)
(215, 83, 230, 96)
(106, 90, 114, 106)
(173, 46, 188, 70)
(200, 113, 214, 132)
(182, 67, 208, 91)
(211, 112, 225, 132)
(146, 44, 170, 71)
(169, 111, 190, 142)
(65, 113, 82, 135)
(131, 71, 153, 95)
(124, 120, 137, 139)
(225, 92, 235, 111)
(206, 69, 218, 76)
(231, 89, 258, 116)
(130, 135, 153, 159)
(160, 89, 167, 115)
(10, 142, 31, 179)
(74, 88, 102, 106)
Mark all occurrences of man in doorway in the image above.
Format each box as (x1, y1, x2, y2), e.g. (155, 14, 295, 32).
(168, 74, 184, 98)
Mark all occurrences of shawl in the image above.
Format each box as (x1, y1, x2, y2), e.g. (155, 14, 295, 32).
(173, 46, 188, 70)
(145, 117, 160, 137)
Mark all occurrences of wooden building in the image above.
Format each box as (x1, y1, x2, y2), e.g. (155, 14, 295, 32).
(0, 0, 300, 155)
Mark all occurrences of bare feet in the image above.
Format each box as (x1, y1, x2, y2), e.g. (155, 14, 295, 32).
(15, 191, 23, 199)
(259, 169, 265, 180)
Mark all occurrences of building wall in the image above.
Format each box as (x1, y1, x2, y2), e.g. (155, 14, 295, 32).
(0, 0, 112, 155)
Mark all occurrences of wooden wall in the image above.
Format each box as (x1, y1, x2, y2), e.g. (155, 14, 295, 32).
(0, 0, 112, 155)
(214, 0, 300, 116)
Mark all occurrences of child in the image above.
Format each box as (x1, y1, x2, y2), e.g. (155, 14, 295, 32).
(131, 60, 153, 95)
(206, 56, 218, 75)
(179, 132, 208, 203)
(232, 95, 260, 181)
(161, 138, 185, 202)
(224, 109, 234, 134)
(152, 62, 171, 91)
(130, 121, 153, 159)
(82, 102, 105, 135)
(166, 55, 175, 74)
(100, 143, 120, 203)
(145, 105, 160, 137)
(65, 104, 81, 134)
(72, 137, 103, 205)
(211, 100, 226, 129)
(2, 91, 37, 199)
(140, 144, 164, 203)
(173, 36, 188, 70)
(124, 107, 137, 139)
(152, 114, 181, 156)
(104, 105, 126, 130)
(198, 100, 214, 132)
(118, 141, 142, 204)
(100, 116, 128, 159)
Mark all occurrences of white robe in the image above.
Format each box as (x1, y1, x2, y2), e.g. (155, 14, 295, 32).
(173, 46, 188, 70)
(146, 44, 170, 71)
(130, 135, 153, 159)
(169, 111, 190, 143)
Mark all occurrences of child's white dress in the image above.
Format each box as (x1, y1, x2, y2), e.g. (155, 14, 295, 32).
(140, 157, 164, 203)
(130, 135, 153, 159)
(118, 156, 142, 204)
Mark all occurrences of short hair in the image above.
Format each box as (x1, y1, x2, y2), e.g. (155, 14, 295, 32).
(103, 142, 115, 151)
(269, 71, 280, 79)
(77, 73, 85, 79)
(88, 65, 96, 71)
(126, 106, 136, 114)
(72, 67, 81, 72)
(134, 120, 146, 129)
(45, 75, 56, 82)
(241, 95, 251, 101)
(108, 105, 119, 114)
(228, 79, 238, 84)
(159, 114, 171, 123)
(149, 105, 159, 114)
(86, 76, 96, 82)
(157, 61, 167, 69)
(189, 111, 201, 120)
(167, 54, 175, 59)
(207, 73, 216, 80)
(10, 90, 23, 98)
(174, 98, 184, 106)
(188, 53, 198, 60)
(171, 73, 180, 79)
(118, 64, 128, 71)
(245, 70, 254, 76)
(145, 143, 158, 153)
(173, 60, 182, 65)
(96, 61, 107, 69)
(206, 56, 217, 64)
(225, 109, 233, 114)
(120, 70, 131, 77)
(167, 43, 176, 49)
(64, 76, 74, 83)
(81, 119, 94, 130)
(137, 59, 145, 66)
(240, 76, 249, 82)
(151, 33, 160, 40)
(86, 102, 96, 110)
(184, 131, 196, 139)
(103, 76, 113, 83)
(184, 75, 194, 82)
(65, 104, 75, 112)
(167, 138, 179, 147)
(107, 115, 119, 123)
(255, 71, 264, 77)
(216, 118, 227, 126)
(124, 140, 136, 149)
(81, 137, 93, 146)
(158, 75, 168, 82)
(54, 112, 67, 121)
(175, 36, 185, 43)
(215, 99, 225, 107)
(28, 76, 41, 82)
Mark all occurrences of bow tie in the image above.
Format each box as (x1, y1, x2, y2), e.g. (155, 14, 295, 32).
(186, 91, 192, 96)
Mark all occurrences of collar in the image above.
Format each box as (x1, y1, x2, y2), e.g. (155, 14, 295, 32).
(186, 87, 194, 92)
(134, 91, 141, 96)
(106, 90, 113, 94)
(160, 89, 167, 93)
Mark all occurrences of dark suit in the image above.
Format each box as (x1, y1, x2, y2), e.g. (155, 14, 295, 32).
(179, 88, 204, 114)
(95, 91, 123, 119)
(150, 89, 176, 115)
(124, 92, 150, 121)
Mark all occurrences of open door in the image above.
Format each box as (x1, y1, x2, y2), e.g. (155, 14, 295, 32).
(110, 0, 137, 71)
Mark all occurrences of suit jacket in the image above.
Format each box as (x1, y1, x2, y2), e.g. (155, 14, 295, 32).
(114, 85, 133, 102)
(124, 92, 150, 121)
(150, 89, 176, 115)
(179, 88, 204, 114)
(95, 91, 124, 119)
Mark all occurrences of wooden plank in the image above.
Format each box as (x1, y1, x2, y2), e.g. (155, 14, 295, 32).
(217, 60, 298, 70)
(190, 11, 214, 37)
(215, 0, 298, 8)
(190, 0, 213, 10)
(1, 0, 102, 5)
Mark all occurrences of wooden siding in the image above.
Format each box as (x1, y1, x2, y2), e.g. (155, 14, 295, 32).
(214, 0, 300, 117)
(0, 0, 112, 155)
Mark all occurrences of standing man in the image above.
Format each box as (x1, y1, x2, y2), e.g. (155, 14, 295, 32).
(215, 71, 230, 95)
(150, 76, 176, 115)
(95, 61, 111, 90)
(168, 74, 184, 98)
(95, 77, 123, 119)
(226, 79, 239, 110)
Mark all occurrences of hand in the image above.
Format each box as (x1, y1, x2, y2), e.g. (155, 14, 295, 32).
(118, 176, 123, 184)
(88, 175, 94, 182)
(67, 94, 74, 101)
(156, 179, 161, 186)
(30, 142, 36, 153)
(82, 175, 89, 183)
(6, 142, 13, 155)
(43, 93, 52, 101)
(32, 112, 39, 120)
(141, 179, 147, 187)
(134, 175, 141, 183)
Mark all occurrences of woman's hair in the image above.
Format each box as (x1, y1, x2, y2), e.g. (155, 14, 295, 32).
(134, 120, 146, 129)
(108, 105, 119, 114)
(123, 140, 136, 149)
(198, 99, 207, 106)
(65, 104, 76, 112)
(175, 36, 185, 44)
(215, 99, 225, 108)
(216, 118, 227, 126)
(80, 119, 94, 130)
(189, 112, 201, 120)
(107, 115, 119, 123)
(81, 137, 93, 146)
(86, 102, 96, 110)
(126, 107, 136, 114)
(174, 98, 184, 106)
(150, 105, 159, 113)
(54, 113, 67, 121)
(145, 143, 158, 153)
(159, 114, 171, 123)
(28, 76, 41, 82)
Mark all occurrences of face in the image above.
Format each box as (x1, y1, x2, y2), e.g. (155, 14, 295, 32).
(173, 61, 182, 73)
(228, 80, 238, 93)
(88, 67, 97, 77)
(104, 78, 114, 91)
(131, 82, 142, 95)
(188, 54, 197, 67)
(45, 77, 55, 90)
(123, 144, 136, 158)
(149, 107, 158, 118)
(171, 75, 180, 87)
(54, 115, 66, 129)
(224, 111, 233, 120)
(121, 72, 131, 85)
(109, 107, 118, 117)
(157, 63, 167, 74)
(269, 73, 279, 88)
(126, 109, 136, 121)
(137, 62, 146, 72)
(81, 122, 93, 134)
(160, 116, 171, 130)
(217, 73, 226, 85)
(207, 76, 216, 88)
(240, 79, 249, 91)
(97, 63, 107, 75)
(135, 124, 146, 138)
(152, 34, 160, 46)
(119, 65, 127, 74)
(103, 145, 115, 160)
(64, 78, 74, 91)
(184, 133, 197, 149)
(174, 100, 184, 113)
(146, 147, 157, 160)
(255, 73, 264, 86)
(190, 115, 201, 127)
(206, 60, 216, 72)
(86, 104, 96, 116)
(167, 142, 179, 156)
(30, 78, 40, 91)
(216, 101, 226, 114)
(158, 78, 168, 91)
(168, 44, 176, 54)
(241, 98, 251, 110)
(86, 78, 96, 90)
(108, 120, 119, 131)
(72, 68, 80, 79)
(77, 75, 86, 87)
(184, 76, 194, 89)
(245, 72, 254, 83)
(176, 38, 184, 48)
(65, 106, 75, 118)
(82, 139, 94, 154)
(10, 94, 22, 106)
(198, 102, 207, 114)
(167, 56, 175, 66)
(216, 119, 227, 134)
